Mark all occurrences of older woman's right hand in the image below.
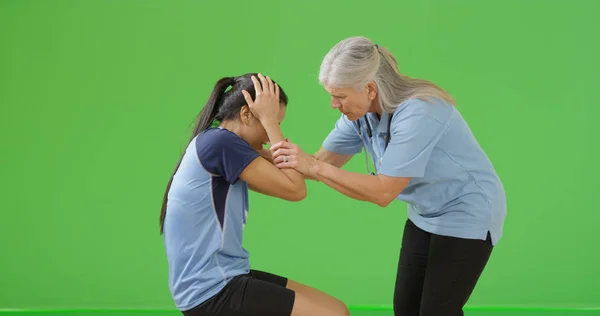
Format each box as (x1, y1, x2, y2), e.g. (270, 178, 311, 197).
(241, 73, 280, 124)
(271, 140, 320, 178)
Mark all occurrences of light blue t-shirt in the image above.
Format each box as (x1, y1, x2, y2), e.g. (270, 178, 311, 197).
(322, 97, 506, 246)
(162, 127, 260, 311)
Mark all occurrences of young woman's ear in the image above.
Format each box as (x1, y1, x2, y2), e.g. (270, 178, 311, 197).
(239, 105, 251, 125)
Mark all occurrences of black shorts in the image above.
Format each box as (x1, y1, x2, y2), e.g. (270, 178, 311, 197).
(182, 269, 295, 316)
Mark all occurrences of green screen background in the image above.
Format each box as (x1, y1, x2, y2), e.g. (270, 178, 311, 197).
(1, 0, 599, 311)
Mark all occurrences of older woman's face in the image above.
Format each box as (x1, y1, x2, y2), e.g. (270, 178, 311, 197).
(324, 84, 376, 121)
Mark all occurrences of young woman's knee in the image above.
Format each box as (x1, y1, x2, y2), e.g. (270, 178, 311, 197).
(290, 291, 350, 316)
(327, 298, 350, 316)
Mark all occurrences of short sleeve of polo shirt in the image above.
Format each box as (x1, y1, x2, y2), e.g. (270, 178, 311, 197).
(196, 128, 260, 184)
(379, 99, 451, 178)
(322, 114, 363, 155)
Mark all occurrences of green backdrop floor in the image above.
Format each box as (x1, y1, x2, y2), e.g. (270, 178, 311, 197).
(2, 311, 600, 316)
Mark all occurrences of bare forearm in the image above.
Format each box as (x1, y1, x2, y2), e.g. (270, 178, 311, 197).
(313, 148, 353, 168)
(263, 120, 285, 145)
(303, 148, 352, 182)
(314, 160, 380, 204)
(318, 175, 368, 201)
(263, 120, 305, 184)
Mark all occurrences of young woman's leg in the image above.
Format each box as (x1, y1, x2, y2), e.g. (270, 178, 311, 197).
(286, 280, 349, 316)
(182, 271, 348, 316)
(182, 273, 294, 316)
(250, 269, 349, 316)
(393, 219, 431, 316)
(419, 232, 493, 316)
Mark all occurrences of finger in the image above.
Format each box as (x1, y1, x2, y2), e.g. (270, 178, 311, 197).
(272, 147, 294, 158)
(265, 75, 274, 94)
(272, 152, 286, 164)
(276, 158, 301, 170)
(272, 142, 297, 153)
(271, 147, 291, 160)
(271, 143, 293, 156)
(250, 75, 262, 95)
(271, 151, 291, 163)
(269, 141, 281, 152)
(275, 161, 295, 169)
(275, 83, 280, 100)
(269, 140, 289, 152)
(241, 90, 254, 106)
(272, 154, 296, 165)
(273, 155, 294, 165)
(257, 73, 268, 94)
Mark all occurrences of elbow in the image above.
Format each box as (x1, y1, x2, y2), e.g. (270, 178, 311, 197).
(285, 185, 307, 202)
(376, 200, 392, 208)
(374, 182, 408, 207)
(375, 194, 395, 208)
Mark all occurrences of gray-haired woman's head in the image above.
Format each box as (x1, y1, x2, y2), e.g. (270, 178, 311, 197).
(318, 36, 454, 120)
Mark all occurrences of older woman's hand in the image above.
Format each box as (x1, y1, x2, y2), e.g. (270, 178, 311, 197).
(270, 140, 319, 178)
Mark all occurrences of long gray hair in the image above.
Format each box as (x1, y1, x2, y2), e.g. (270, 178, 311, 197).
(318, 36, 455, 112)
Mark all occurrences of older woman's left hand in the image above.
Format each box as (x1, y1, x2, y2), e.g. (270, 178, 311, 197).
(270, 140, 319, 177)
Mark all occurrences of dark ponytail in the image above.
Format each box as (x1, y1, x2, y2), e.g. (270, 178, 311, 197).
(159, 76, 236, 235)
(194, 76, 237, 133)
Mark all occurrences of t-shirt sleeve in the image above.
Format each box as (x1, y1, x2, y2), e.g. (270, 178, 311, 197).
(196, 129, 261, 184)
(321, 114, 363, 155)
(379, 106, 450, 178)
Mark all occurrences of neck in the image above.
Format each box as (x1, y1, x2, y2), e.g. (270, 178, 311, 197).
(369, 99, 382, 118)
(219, 120, 243, 138)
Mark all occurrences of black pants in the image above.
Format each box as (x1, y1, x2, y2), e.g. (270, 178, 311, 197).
(182, 270, 295, 316)
(394, 219, 493, 316)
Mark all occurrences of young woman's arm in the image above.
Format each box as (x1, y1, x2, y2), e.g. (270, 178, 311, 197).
(235, 74, 307, 201)
(242, 157, 306, 201)
(197, 126, 306, 202)
(241, 119, 306, 201)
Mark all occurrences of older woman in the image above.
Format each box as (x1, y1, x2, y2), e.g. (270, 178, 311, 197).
(271, 36, 507, 316)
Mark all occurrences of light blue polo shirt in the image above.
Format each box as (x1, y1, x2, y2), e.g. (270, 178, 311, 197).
(322, 97, 506, 246)
(162, 127, 260, 311)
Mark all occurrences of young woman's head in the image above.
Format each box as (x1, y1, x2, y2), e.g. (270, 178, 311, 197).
(195, 73, 289, 150)
(318, 36, 455, 120)
(159, 73, 289, 234)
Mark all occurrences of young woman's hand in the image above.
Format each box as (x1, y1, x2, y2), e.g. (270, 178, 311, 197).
(241, 73, 280, 125)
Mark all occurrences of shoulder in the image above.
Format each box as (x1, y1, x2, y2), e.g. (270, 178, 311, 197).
(392, 97, 454, 125)
(195, 128, 260, 183)
(196, 128, 253, 151)
(195, 128, 257, 163)
(196, 127, 243, 147)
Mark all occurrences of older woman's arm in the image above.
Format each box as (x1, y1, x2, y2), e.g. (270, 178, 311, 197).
(313, 160, 411, 207)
